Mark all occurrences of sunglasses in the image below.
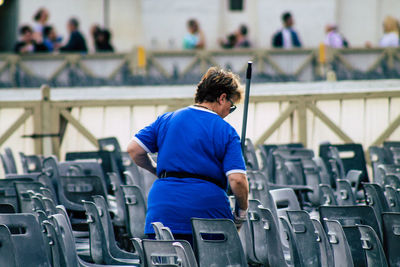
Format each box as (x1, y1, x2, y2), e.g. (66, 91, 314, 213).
(228, 99, 237, 114)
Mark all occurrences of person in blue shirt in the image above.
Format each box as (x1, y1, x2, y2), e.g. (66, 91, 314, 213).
(183, 19, 205, 49)
(127, 67, 249, 243)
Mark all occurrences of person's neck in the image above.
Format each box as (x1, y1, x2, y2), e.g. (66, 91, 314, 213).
(195, 102, 219, 114)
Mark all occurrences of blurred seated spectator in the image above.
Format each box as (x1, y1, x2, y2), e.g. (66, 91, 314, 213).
(183, 19, 205, 49)
(379, 16, 399, 47)
(33, 8, 49, 39)
(235, 24, 251, 48)
(95, 29, 114, 52)
(324, 24, 349, 48)
(43, 25, 62, 52)
(14, 25, 48, 53)
(60, 18, 88, 53)
(272, 12, 302, 49)
(219, 34, 237, 49)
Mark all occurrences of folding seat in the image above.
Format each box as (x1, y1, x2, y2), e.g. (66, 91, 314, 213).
(324, 220, 354, 267)
(14, 181, 46, 213)
(341, 225, 367, 266)
(0, 203, 15, 213)
(244, 138, 260, 170)
(383, 141, 400, 163)
(385, 186, 400, 212)
(122, 151, 145, 190)
(142, 239, 197, 267)
(357, 225, 388, 266)
(98, 136, 126, 179)
(83, 200, 140, 265)
(0, 147, 18, 174)
(0, 213, 51, 266)
(313, 157, 331, 186)
(363, 183, 390, 232)
(279, 216, 302, 266)
(0, 177, 33, 212)
(336, 179, 356, 205)
(121, 185, 147, 239)
(382, 212, 400, 267)
(319, 205, 382, 241)
(286, 210, 321, 266)
(319, 184, 338, 206)
(19, 152, 42, 173)
(368, 146, 391, 182)
(376, 164, 400, 186)
(311, 219, 334, 267)
(384, 174, 400, 189)
(107, 172, 127, 226)
(191, 218, 247, 267)
(152, 222, 174, 240)
(0, 224, 17, 266)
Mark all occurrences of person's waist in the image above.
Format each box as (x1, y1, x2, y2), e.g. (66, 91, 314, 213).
(158, 171, 225, 190)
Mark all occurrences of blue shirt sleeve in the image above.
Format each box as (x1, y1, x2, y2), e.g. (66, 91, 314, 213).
(223, 127, 246, 176)
(134, 118, 160, 153)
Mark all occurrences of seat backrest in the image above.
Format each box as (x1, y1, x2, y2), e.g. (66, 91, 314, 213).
(319, 184, 338, 206)
(14, 181, 44, 213)
(121, 152, 144, 187)
(319, 205, 382, 241)
(384, 186, 400, 212)
(270, 188, 300, 216)
(384, 174, 400, 189)
(4, 148, 17, 174)
(244, 138, 259, 170)
(301, 158, 322, 205)
(324, 220, 354, 267)
(342, 225, 367, 266)
(0, 203, 15, 213)
(279, 216, 302, 266)
(98, 137, 125, 177)
(368, 146, 390, 183)
(363, 183, 389, 233)
(247, 199, 268, 264)
(358, 225, 388, 267)
(311, 219, 334, 267)
(287, 210, 320, 266)
(336, 179, 356, 205)
(60, 175, 107, 205)
(19, 152, 43, 173)
(143, 239, 196, 267)
(152, 222, 175, 241)
(191, 218, 247, 267)
(121, 185, 147, 238)
(0, 224, 17, 267)
(0, 178, 33, 213)
(382, 212, 400, 267)
(0, 213, 51, 267)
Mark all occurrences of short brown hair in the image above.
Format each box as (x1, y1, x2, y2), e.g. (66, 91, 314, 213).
(195, 67, 242, 103)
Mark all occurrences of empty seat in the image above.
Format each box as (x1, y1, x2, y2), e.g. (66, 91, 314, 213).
(385, 186, 400, 212)
(319, 184, 338, 206)
(0, 224, 17, 266)
(19, 152, 42, 173)
(121, 185, 147, 239)
(357, 225, 388, 267)
(152, 222, 174, 241)
(311, 219, 334, 267)
(336, 179, 356, 205)
(191, 218, 247, 267)
(324, 220, 354, 267)
(363, 183, 390, 232)
(382, 212, 400, 267)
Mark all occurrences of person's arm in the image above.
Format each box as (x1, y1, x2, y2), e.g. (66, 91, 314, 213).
(127, 139, 157, 176)
(196, 30, 205, 48)
(228, 173, 249, 211)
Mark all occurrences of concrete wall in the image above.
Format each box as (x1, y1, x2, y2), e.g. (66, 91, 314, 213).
(14, 0, 400, 51)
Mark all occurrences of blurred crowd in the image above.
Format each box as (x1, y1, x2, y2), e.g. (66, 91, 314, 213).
(14, 8, 400, 54)
(15, 8, 114, 54)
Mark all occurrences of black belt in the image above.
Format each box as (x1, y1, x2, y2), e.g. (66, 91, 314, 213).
(159, 171, 225, 190)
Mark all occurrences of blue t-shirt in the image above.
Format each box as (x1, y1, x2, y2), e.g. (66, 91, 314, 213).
(134, 106, 246, 234)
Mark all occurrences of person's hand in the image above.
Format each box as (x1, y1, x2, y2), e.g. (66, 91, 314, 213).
(233, 208, 247, 230)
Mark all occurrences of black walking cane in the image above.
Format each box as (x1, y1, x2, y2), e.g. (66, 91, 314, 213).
(234, 61, 252, 225)
(241, 61, 252, 155)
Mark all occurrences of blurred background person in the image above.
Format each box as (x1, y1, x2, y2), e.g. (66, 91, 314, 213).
(33, 8, 49, 40)
(272, 12, 302, 49)
(43, 25, 62, 52)
(379, 16, 399, 47)
(183, 19, 205, 49)
(60, 18, 88, 53)
(324, 24, 349, 48)
(235, 24, 251, 48)
(14, 25, 48, 53)
(219, 33, 237, 49)
(95, 29, 114, 52)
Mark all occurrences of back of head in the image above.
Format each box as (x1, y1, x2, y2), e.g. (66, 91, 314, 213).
(69, 18, 79, 30)
(20, 25, 32, 36)
(282, 12, 293, 27)
(195, 67, 242, 103)
(43, 25, 53, 39)
(33, 8, 45, 22)
(383, 16, 399, 33)
(239, 24, 248, 36)
(188, 18, 199, 32)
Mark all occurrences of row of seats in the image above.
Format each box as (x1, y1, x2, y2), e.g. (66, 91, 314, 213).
(0, 137, 400, 266)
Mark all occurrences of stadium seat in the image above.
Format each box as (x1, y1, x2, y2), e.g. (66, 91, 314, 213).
(279, 216, 302, 266)
(324, 220, 354, 267)
(142, 239, 197, 267)
(341, 225, 367, 266)
(384, 174, 400, 189)
(319, 205, 382, 241)
(382, 212, 400, 267)
(286, 210, 321, 266)
(336, 179, 356, 205)
(19, 152, 42, 173)
(357, 225, 388, 266)
(1, 147, 18, 174)
(385, 186, 400, 212)
(0, 224, 17, 266)
(0, 203, 15, 213)
(14, 181, 45, 213)
(191, 218, 247, 267)
(319, 184, 338, 206)
(363, 183, 390, 230)
(368, 146, 390, 182)
(121, 185, 147, 239)
(311, 219, 334, 267)
(152, 222, 174, 241)
(0, 213, 51, 266)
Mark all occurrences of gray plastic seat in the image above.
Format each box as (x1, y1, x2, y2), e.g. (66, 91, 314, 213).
(342, 225, 367, 266)
(286, 210, 320, 266)
(0, 224, 17, 267)
(363, 183, 390, 232)
(384, 174, 400, 189)
(0, 213, 51, 267)
(324, 220, 354, 267)
(319, 184, 338, 206)
(357, 225, 388, 267)
(19, 152, 42, 173)
(279, 216, 302, 266)
(311, 219, 334, 267)
(152, 222, 175, 241)
(191, 218, 247, 267)
(385, 186, 400, 212)
(336, 179, 356, 205)
(121, 185, 147, 238)
(382, 212, 400, 267)
(142, 239, 197, 267)
(83, 200, 140, 265)
(14, 181, 45, 213)
(319, 205, 382, 241)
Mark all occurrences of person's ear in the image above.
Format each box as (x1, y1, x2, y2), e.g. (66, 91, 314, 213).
(220, 93, 227, 102)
